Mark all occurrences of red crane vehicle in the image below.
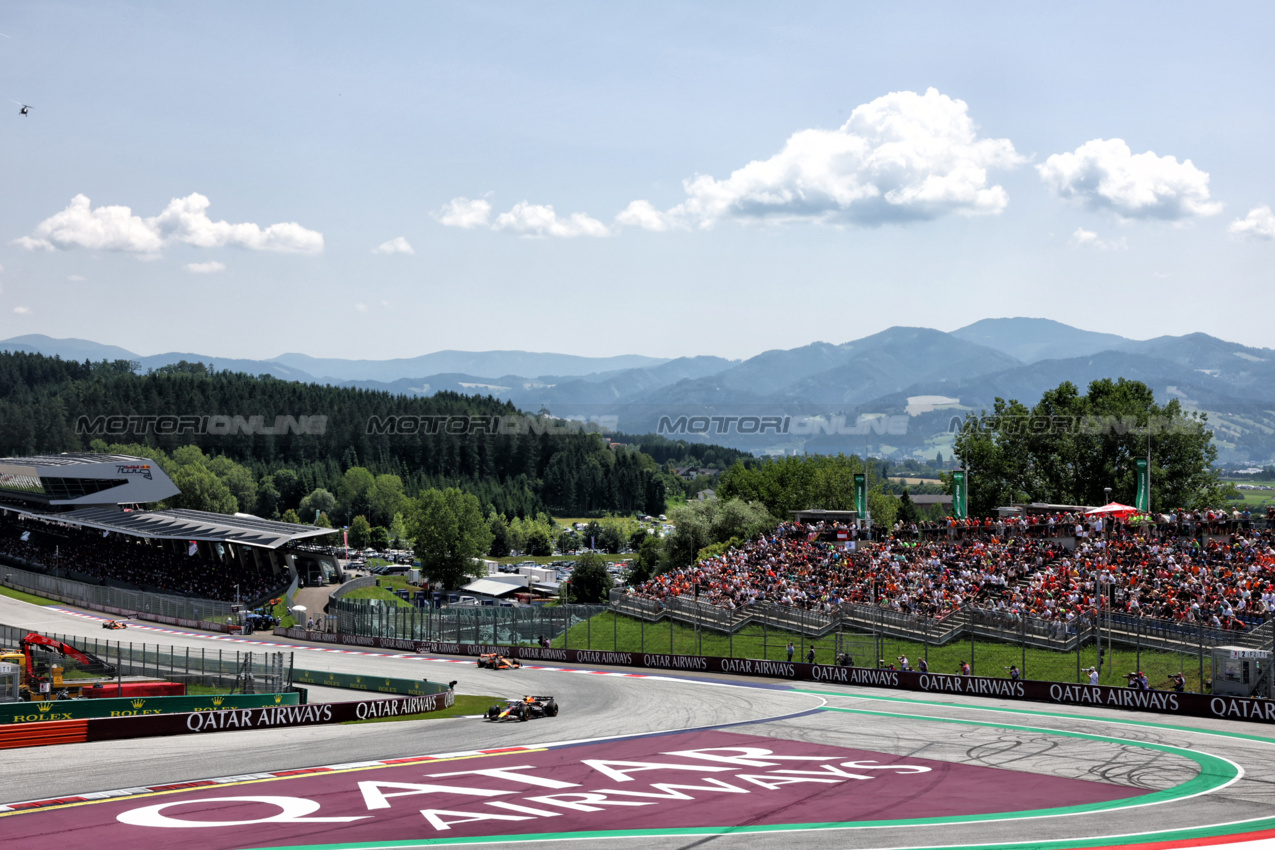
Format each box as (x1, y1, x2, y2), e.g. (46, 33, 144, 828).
(5, 633, 116, 701)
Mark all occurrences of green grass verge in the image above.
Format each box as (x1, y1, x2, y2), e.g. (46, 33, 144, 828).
(343, 693, 500, 724)
(271, 597, 297, 629)
(0, 585, 62, 606)
(552, 610, 1214, 692)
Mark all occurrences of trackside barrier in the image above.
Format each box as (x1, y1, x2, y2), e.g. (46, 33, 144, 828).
(0, 718, 88, 750)
(0, 692, 300, 725)
(0, 561, 237, 629)
(0, 692, 456, 750)
(273, 627, 1275, 727)
(291, 669, 450, 697)
(85, 691, 456, 745)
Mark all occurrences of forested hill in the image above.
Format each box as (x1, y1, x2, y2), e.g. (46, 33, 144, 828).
(0, 352, 668, 518)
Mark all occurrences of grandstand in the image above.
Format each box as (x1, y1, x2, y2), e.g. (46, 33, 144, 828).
(0, 454, 337, 604)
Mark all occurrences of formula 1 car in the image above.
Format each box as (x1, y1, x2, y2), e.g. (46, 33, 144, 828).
(484, 695, 559, 722)
(476, 653, 522, 670)
(101, 620, 127, 630)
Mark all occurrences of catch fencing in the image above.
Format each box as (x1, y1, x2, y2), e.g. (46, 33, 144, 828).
(327, 592, 1272, 693)
(0, 561, 234, 626)
(0, 622, 292, 695)
(330, 598, 607, 647)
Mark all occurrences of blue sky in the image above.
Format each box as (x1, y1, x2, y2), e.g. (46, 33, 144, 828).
(1, 2, 1271, 361)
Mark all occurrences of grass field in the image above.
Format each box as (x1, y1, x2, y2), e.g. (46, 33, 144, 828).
(343, 693, 501, 724)
(0, 585, 62, 606)
(551, 611, 1214, 692)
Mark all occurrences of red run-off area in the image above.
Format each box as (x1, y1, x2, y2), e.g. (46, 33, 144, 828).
(3, 730, 1142, 848)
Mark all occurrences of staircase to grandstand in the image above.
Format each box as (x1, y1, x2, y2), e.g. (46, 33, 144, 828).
(610, 594, 1275, 656)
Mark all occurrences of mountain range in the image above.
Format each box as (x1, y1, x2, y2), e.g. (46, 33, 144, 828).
(4, 318, 1273, 464)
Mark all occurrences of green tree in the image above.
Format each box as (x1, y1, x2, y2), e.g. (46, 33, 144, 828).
(370, 474, 405, 527)
(281, 508, 301, 524)
(348, 515, 373, 549)
(299, 488, 338, 523)
(488, 513, 511, 558)
(338, 467, 376, 524)
(370, 525, 391, 551)
(168, 466, 237, 513)
(952, 378, 1228, 515)
(523, 526, 553, 556)
(663, 497, 775, 570)
(389, 512, 409, 549)
(406, 487, 493, 589)
(897, 489, 920, 524)
(564, 552, 613, 603)
(628, 535, 663, 585)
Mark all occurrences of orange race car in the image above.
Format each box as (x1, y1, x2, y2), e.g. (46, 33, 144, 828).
(101, 620, 128, 630)
(476, 653, 522, 670)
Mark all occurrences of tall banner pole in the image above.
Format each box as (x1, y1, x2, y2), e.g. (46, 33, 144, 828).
(1135, 458, 1150, 513)
(853, 472, 867, 530)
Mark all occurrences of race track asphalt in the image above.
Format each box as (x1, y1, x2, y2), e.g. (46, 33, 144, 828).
(4, 594, 1275, 850)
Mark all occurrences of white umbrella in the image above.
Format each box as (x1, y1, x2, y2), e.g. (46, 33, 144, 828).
(291, 604, 307, 613)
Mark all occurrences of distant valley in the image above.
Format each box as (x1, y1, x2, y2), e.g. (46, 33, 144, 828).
(5, 317, 1273, 464)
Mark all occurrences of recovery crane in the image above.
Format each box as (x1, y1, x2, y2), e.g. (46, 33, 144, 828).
(16, 633, 115, 700)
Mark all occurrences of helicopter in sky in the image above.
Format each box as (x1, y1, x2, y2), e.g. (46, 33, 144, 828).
(12, 101, 32, 116)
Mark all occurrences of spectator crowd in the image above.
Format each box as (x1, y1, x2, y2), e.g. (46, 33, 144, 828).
(632, 511, 1275, 635)
(0, 515, 283, 602)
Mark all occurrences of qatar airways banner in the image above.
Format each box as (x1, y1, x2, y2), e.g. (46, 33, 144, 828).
(272, 627, 1274, 725)
(84, 690, 455, 743)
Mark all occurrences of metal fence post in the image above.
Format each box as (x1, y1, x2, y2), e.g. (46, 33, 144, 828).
(1198, 624, 1205, 691)
(1136, 616, 1142, 674)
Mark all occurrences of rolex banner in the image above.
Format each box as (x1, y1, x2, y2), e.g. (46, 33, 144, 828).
(1135, 458, 1150, 512)
(952, 470, 968, 520)
(853, 473, 867, 519)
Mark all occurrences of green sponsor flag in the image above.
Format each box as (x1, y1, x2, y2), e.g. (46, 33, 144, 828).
(853, 473, 867, 519)
(1135, 458, 1150, 512)
(952, 470, 968, 519)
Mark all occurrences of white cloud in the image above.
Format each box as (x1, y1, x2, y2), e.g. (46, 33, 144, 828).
(184, 261, 226, 274)
(355, 302, 369, 312)
(623, 88, 1023, 230)
(615, 200, 679, 232)
(1228, 205, 1275, 242)
(68, 274, 86, 282)
(1068, 227, 1127, 251)
(435, 197, 492, 229)
(1037, 139, 1221, 221)
(373, 236, 414, 255)
(437, 196, 610, 238)
(15, 193, 324, 255)
(13, 306, 30, 315)
(492, 202, 610, 238)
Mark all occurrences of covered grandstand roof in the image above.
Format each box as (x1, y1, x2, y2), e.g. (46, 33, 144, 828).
(2, 505, 335, 549)
(0, 453, 180, 506)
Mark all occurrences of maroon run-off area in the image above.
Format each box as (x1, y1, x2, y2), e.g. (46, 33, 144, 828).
(1, 729, 1144, 849)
